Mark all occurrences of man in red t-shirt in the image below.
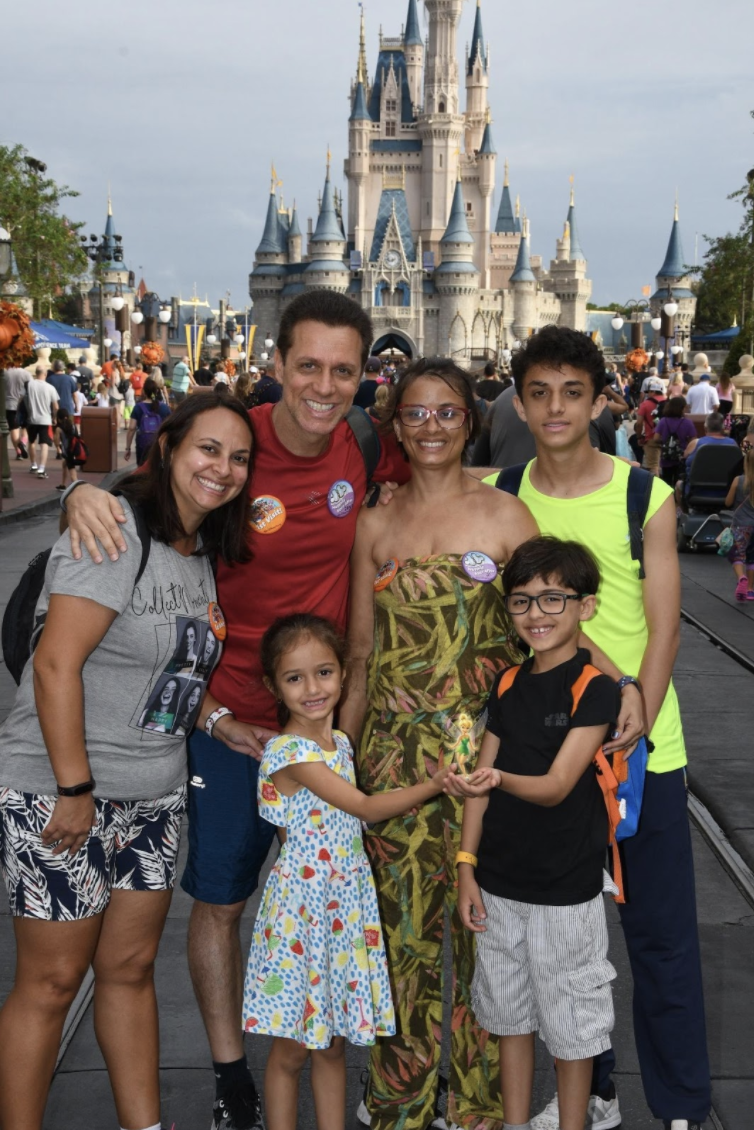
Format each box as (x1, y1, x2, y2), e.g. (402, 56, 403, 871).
(129, 362, 146, 400)
(64, 290, 409, 1130)
(634, 377, 667, 475)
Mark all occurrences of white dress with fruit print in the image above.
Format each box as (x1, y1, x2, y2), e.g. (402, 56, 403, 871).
(242, 731, 396, 1049)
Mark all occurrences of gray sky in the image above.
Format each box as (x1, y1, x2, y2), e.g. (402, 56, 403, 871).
(3, 0, 753, 315)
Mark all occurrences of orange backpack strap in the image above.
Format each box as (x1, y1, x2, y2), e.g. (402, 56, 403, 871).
(569, 664, 603, 716)
(497, 665, 521, 698)
(594, 749, 625, 904)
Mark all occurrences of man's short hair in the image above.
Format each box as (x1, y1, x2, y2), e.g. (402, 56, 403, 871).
(79, 355, 87, 364)
(52, 359, 64, 372)
(483, 360, 497, 377)
(503, 535, 601, 598)
(34, 365, 45, 376)
(510, 325, 606, 400)
(277, 291, 373, 370)
(706, 412, 725, 433)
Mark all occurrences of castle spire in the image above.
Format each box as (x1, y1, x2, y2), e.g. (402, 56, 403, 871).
(404, 0, 422, 46)
(468, 0, 488, 74)
(312, 159, 345, 243)
(441, 179, 475, 246)
(478, 110, 496, 155)
(357, 4, 368, 83)
(256, 188, 285, 255)
(657, 198, 686, 278)
(566, 178, 585, 262)
(495, 164, 518, 234)
(504, 159, 509, 187)
(510, 219, 535, 282)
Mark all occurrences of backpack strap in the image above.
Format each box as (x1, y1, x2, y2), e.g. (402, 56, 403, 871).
(494, 463, 527, 496)
(593, 749, 625, 904)
(569, 663, 603, 715)
(626, 466, 654, 581)
(112, 493, 151, 587)
(345, 406, 381, 482)
(496, 664, 521, 698)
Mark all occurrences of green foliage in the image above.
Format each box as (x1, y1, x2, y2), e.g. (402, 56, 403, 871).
(723, 314, 754, 377)
(0, 144, 88, 319)
(694, 231, 751, 333)
(49, 347, 70, 366)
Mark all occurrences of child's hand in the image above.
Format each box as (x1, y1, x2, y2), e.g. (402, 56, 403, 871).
(457, 870, 487, 933)
(432, 757, 455, 794)
(442, 764, 469, 797)
(444, 766, 501, 797)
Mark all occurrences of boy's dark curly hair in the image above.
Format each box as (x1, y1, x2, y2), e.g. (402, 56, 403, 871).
(511, 326, 607, 401)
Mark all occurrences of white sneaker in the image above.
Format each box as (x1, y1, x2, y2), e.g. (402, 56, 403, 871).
(430, 1119, 462, 1130)
(530, 1091, 621, 1130)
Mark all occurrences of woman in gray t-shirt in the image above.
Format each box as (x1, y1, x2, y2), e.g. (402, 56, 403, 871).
(0, 390, 261, 1130)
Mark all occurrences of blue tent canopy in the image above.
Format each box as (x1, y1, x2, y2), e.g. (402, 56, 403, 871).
(691, 325, 740, 346)
(40, 318, 93, 339)
(30, 320, 94, 349)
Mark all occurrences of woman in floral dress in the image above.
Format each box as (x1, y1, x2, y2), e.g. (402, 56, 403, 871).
(340, 358, 537, 1130)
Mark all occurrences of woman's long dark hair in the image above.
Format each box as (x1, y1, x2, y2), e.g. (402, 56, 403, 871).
(117, 387, 254, 565)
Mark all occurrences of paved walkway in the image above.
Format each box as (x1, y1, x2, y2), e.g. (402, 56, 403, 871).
(0, 516, 751, 1129)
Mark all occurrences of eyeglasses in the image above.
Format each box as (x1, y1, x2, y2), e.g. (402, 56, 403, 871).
(504, 592, 585, 616)
(397, 404, 471, 430)
(743, 440, 753, 453)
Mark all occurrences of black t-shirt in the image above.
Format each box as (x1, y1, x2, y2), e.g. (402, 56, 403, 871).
(194, 367, 214, 387)
(476, 649, 619, 906)
(254, 375, 282, 405)
(353, 378, 379, 409)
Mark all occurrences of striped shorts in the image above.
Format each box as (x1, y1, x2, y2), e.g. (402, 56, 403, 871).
(471, 889, 616, 1061)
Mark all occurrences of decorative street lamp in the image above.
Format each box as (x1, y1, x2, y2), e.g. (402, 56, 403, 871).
(158, 305, 171, 324)
(81, 228, 123, 364)
(264, 333, 274, 352)
(0, 226, 12, 279)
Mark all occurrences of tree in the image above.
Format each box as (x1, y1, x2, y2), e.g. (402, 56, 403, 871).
(0, 144, 88, 319)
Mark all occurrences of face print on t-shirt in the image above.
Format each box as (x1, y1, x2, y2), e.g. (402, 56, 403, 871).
(133, 613, 223, 737)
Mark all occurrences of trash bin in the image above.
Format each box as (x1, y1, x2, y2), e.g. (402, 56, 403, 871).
(80, 406, 118, 473)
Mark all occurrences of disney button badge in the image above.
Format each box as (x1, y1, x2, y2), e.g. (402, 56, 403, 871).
(374, 559, 399, 592)
(327, 479, 355, 518)
(208, 602, 227, 641)
(461, 551, 498, 584)
(250, 495, 287, 535)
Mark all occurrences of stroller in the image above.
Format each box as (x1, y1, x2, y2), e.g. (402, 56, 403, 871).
(676, 443, 743, 552)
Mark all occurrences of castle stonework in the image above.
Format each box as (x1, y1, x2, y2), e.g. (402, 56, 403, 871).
(249, 0, 592, 361)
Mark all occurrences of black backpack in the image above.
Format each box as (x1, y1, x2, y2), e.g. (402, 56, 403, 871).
(495, 463, 654, 579)
(1, 499, 151, 685)
(659, 421, 683, 467)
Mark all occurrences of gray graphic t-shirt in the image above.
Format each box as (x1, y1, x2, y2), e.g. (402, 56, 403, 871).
(0, 500, 222, 800)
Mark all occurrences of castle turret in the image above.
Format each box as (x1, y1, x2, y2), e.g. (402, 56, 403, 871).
(249, 175, 288, 328)
(546, 183, 591, 331)
(305, 158, 349, 293)
(476, 112, 496, 286)
(651, 198, 696, 361)
(404, 0, 424, 109)
(464, 0, 489, 154)
(288, 203, 302, 264)
(347, 29, 373, 255)
(435, 176, 479, 362)
(419, 1, 466, 257)
(509, 216, 536, 342)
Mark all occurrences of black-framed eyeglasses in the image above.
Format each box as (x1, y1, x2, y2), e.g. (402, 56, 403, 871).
(397, 404, 471, 430)
(504, 592, 585, 616)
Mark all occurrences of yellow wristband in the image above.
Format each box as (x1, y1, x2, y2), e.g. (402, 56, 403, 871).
(455, 851, 478, 868)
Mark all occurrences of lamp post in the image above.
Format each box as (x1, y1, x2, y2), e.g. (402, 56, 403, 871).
(81, 229, 124, 366)
(747, 168, 754, 354)
(610, 300, 652, 354)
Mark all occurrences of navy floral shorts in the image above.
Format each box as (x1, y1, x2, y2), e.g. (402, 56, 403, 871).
(0, 785, 187, 921)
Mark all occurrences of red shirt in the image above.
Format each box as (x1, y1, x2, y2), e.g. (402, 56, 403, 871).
(130, 371, 145, 394)
(209, 404, 409, 728)
(637, 395, 666, 445)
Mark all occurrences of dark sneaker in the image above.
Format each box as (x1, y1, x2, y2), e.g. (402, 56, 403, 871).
(211, 1081, 265, 1130)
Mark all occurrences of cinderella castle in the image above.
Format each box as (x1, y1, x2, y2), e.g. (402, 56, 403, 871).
(248, 0, 593, 362)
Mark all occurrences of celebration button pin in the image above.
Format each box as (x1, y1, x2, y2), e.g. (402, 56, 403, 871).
(208, 602, 227, 640)
(250, 495, 286, 534)
(462, 551, 498, 584)
(327, 480, 355, 518)
(374, 559, 399, 592)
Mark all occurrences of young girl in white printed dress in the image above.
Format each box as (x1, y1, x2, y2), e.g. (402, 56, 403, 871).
(242, 613, 453, 1130)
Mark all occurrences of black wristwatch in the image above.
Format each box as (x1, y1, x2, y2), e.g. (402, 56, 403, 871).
(617, 675, 642, 694)
(57, 778, 95, 797)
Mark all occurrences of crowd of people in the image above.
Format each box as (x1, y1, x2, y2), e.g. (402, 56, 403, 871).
(0, 290, 732, 1130)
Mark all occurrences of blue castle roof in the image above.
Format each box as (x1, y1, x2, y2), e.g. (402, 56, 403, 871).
(350, 79, 371, 122)
(658, 212, 687, 278)
(495, 169, 521, 233)
(312, 170, 345, 244)
(479, 120, 496, 155)
(370, 189, 416, 262)
(289, 206, 301, 238)
(468, 0, 488, 74)
(510, 232, 535, 283)
(566, 195, 585, 262)
(404, 0, 422, 46)
(368, 50, 415, 123)
(441, 180, 475, 246)
(256, 191, 286, 254)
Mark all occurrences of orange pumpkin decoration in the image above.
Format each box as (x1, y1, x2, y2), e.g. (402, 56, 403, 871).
(0, 302, 35, 368)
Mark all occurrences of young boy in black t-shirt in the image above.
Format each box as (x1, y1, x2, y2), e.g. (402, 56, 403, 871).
(448, 535, 620, 1130)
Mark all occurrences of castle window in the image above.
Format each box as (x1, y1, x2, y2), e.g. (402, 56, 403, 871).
(385, 98, 397, 113)
(439, 101, 446, 113)
(439, 154, 443, 168)
(386, 120, 396, 138)
(466, 203, 472, 212)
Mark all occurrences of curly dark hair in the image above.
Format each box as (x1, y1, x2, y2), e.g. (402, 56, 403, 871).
(511, 326, 607, 401)
(385, 356, 481, 443)
(117, 387, 254, 565)
(276, 291, 373, 371)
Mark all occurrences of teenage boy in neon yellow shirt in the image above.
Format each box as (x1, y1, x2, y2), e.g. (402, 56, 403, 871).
(486, 325, 709, 1130)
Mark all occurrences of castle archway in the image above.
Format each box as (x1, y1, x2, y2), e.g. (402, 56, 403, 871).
(372, 330, 416, 358)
